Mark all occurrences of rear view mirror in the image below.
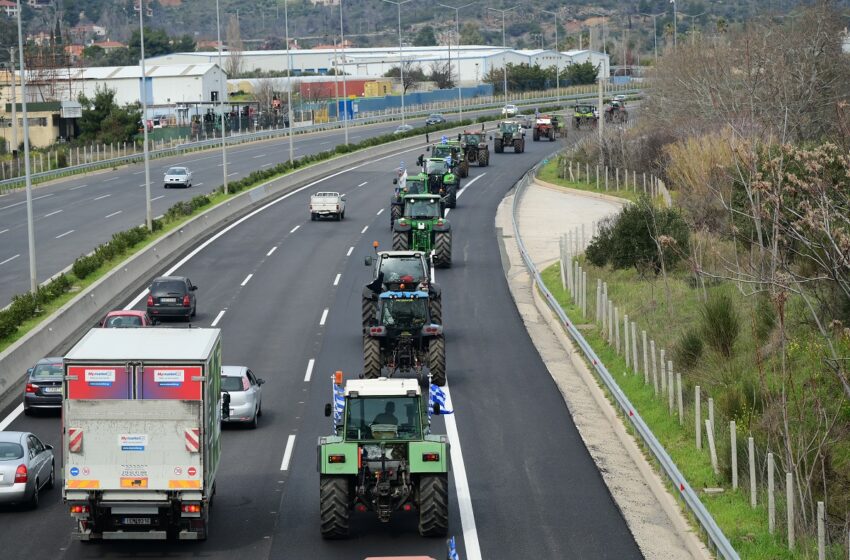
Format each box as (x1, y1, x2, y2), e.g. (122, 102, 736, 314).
(392, 178, 398, 184)
(364, 256, 373, 266)
(324, 403, 332, 417)
(258, 378, 266, 385)
(190, 285, 198, 291)
(27, 368, 33, 375)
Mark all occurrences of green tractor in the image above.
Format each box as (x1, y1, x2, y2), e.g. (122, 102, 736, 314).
(573, 103, 598, 129)
(391, 171, 429, 228)
(417, 155, 459, 208)
(392, 194, 452, 268)
(458, 130, 490, 169)
(319, 376, 450, 538)
(493, 120, 525, 153)
(429, 139, 467, 178)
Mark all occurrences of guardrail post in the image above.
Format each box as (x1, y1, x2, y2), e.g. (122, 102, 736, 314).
(696, 386, 702, 449)
(659, 349, 666, 395)
(768, 452, 775, 533)
(818, 501, 825, 560)
(631, 322, 638, 375)
(787, 471, 794, 549)
(668, 361, 674, 414)
(642, 331, 649, 384)
(624, 315, 631, 367)
(750, 437, 757, 508)
(706, 419, 719, 474)
(614, 307, 620, 353)
(730, 421, 737, 488)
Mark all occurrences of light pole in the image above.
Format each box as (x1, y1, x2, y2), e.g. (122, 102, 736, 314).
(214, 0, 229, 194)
(381, 0, 412, 127)
(541, 9, 562, 106)
(587, 10, 608, 55)
(488, 6, 517, 104)
(7, 48, 18, 161)
(284, 0, 294, 162)
(15, 0, 36, 293)
(138, 0, 153, 230)
(672, 0, 677, 51)
(639, 11, 664, 64)
(339, 0, 349, 144)
(681, 11, 707, 45)
(436, 2, 475, 121)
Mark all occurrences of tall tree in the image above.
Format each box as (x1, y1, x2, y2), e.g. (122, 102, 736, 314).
(459, 23, 484, 45)
(225, 15, 244, 77)
(77, 86, 142, 144)
(413, 25, 437, 46)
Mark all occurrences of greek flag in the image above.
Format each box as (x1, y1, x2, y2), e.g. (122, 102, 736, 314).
(333, 380, 345, 426)
(429, 384, 453, 415)
(447, 536, 460, 560)
(440, 135, 448, 143)
(444, 156, 453, 166)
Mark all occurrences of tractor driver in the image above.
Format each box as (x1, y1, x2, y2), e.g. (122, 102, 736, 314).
(372, 401, 398, 425)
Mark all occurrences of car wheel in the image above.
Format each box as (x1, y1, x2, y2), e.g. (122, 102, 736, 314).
(23, 406, 31, 416)
(257, 403, 262, 417)
(29, 480, 39, 509)
(47, 462, 55, 490)
(249, 410, 258, 429)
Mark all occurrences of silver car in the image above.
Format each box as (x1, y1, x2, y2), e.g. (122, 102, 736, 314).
(221, 366, 265, 428)
(163, 166, 192, 188)
(0, 432, 54, 508)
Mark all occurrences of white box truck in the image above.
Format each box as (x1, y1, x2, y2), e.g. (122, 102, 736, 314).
(62, 328, 223, 541)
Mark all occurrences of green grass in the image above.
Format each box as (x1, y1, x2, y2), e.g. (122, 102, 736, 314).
(540, 263, 847, 559)
(537, 157, 644, 202)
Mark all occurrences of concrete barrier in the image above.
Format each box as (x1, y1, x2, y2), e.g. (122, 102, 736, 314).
(0, 121, 480, 409)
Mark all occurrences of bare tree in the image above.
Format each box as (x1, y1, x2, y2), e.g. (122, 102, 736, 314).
(383, 61, 426, 94)
(225, 15, 244, 78)
(429, 60, 455, 90)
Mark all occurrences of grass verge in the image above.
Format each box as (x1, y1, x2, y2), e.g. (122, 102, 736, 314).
(537, 156, 645, 202)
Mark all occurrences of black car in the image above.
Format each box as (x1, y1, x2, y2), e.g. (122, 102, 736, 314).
(23, 357, 64, 415)
(425, 113, 446, 126)
(146, 276, 198, 321)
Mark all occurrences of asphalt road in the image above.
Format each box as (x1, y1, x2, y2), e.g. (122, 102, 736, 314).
(0, 102, 563, 306)
(0, 127, 643, 559)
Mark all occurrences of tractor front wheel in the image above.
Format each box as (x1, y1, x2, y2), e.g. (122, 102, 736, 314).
(418, 474, 449, 537)
(460, 160, 469, 178)
(533, 129, 539, 141)
(320, 476, 351, 539)
(433, 231, 451, 268)
(479, 149, 489, 167)
(428, 335, 446, 386)
(494, 138, 503, 153)
(363, 336, 381, 379)
(392, 229, 409, 250)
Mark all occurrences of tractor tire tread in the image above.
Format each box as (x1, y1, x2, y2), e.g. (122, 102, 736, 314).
(320, 476, 350, 539)
(418, 475, 449, 537)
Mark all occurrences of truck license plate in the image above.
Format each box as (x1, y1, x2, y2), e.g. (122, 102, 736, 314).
(122, 517, 152, 525)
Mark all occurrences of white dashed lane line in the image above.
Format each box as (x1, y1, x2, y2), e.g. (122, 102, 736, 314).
(304, 359, 315, 382)
(280, 435, 296, 471)
(69, 184, 87, 190)
(333, 273, 341, 286)
(105, 210, 123, 218)
(0, 229, 8, 235)
(376, 209, 384, 216)
(290, 225, 300, 233)
(252, 154, 267, 158)
(319, 309, 329, 326)
(267, 246, 278, 256)
(241, 273, 253, 287)
(94, 194, 111, 201)
(358, 181, 368, 187)
(55, 230, 74, 239)
(361, 225, 369, 234)
(346, 246, 354, 256)
(44, 210, 63, 218)
(211, 309, 226, 327)
(151, 195, 165, 202)
(0, 254, 20, 266)
(0, 193, 53, 211)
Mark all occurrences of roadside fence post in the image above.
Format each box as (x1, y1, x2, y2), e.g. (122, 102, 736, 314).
(633, 170, 637, 192)
(677, 373, 683, 424)
(695, 386, 702, 449)
(608, 301, 614, 342)
(749, 437, 757, 508)
(596, 165, 599, 189)
(624, 315, 631, 367)
(582, 271, 588, 318)
(602, 283, 608, 330)
(730, 421, 738, 489)
(573, 260, 580, 301)
(659, 349, 666, 395)
(787, 471, 795, 549)
(818, 501, 825, 560)
(768, 452, 775, 533)
(631, 322, 638, 375)
(585, 163, 589, 184)
(569, 161, 574, 181)
(709, 398, 715, 442)
(642, 331, 649, 384)
(643, 172, 646, 193)
(616, 167, 620, 190)
(706, 419, 718, 474)
(596, 280, 602, 324)
(559, 245, 567, 291)
(651, 340, 658, 394)
(605, 166, 609, 191)
(667, 361, 674, 414)
(614, 307, 620, 353)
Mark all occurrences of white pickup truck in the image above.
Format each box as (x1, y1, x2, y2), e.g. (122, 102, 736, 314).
(310, 191, 346, 221)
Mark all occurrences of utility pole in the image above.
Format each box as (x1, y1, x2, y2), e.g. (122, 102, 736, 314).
(15, 0, 37, 293)
(639, 12, 663, 64)
(436, 2, 476, 122)
(8, 47, 18, 160)
(284, 0, 294, 161)
(597, 76, 604, 141)
(488, 6, 517, 104)
(138, 0, 153, 230)
(672, 0, 677, 51)
(381, 0, 412, 126)
(215, 0, 229, 194)
(339, 0, 349, 144)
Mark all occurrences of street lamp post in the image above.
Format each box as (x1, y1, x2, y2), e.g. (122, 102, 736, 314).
(284, 0, 295, 162)
(15, 0, 36, 293)
(214, 0, 229, 194)
(672, 0, 677, 50)
(488, 6, 517, 104)
(8, 48, 18, 161)
(587, 10, 608, 55)
(436, 2, 476, 122)
(681, 11, 707, 45)
(339, 0, 349, 144)
(138, 0, 153, 229)
(639, 12, 664, 64)
(381, 0, 412, 127)
(541, 9, 562, 106)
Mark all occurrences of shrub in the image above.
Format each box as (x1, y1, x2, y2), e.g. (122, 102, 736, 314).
(0, 310, 17, 340)
(673, 329, 704, 369)
(754, 293, 776, 343)
(701, 292, 740, 358)
(72, 254, 102, 279)
(585, 216, 616, 267)
(8, 292, 38, 323)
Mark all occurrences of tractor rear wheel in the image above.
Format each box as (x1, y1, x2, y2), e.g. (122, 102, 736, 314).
(362, 297, 377, 329)
(363, 336, 381, 379)
(461, 160, 469, 178)
(515, 139, 524, 153)
(533, 129, 539, 141)
(479, 149, 489, 167)
(390, 205, 402, 228)
(320, 476, 350, 539)
(392, 229, 409, 250)
(494, 138, 503, 153)
(428, 335, 446, 386)
(429, 293, 442, 325)
(433, 231, 451, 268)
(418, 474, 449, 537)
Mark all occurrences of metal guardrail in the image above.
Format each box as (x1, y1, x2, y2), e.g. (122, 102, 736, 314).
(510, 155, 740, 560)
(0, 88, 641, 192)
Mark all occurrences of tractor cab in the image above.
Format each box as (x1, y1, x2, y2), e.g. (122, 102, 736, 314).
(377, 291, 431, 332)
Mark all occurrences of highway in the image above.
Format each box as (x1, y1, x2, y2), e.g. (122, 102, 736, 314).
(0, 128, 643, 558)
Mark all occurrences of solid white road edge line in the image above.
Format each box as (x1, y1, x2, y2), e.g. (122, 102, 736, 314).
(0, 404, 23, 431)
(319, 309, 329, 326)
(304, 359, 315, 382)
(280, 435, 296, 471)
(211, 309, 226, 327)
(124, 145, 425, 310)
(333, 273, 341, 286)
(267, 246, 278, 256)
(241, 273, 253, 287)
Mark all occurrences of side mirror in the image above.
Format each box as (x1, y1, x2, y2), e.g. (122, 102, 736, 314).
(324, 403, 332, 417)
(341, 195, 346, 200)
(433, 403, 441, 415)
(364, 256, 373, 266)
(258, 378, 265, 385)
(392, 178, 398, 184)
(190, 285, 198, 291)
(27, 368, 33, 375)
(222, 392, 231, 420)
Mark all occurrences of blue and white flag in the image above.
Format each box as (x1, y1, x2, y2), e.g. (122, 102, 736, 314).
(429, 384, 453, 416)
(440, 135, 448, 144)
(333, 380, 345, 426)
(447, 536, 460, 560)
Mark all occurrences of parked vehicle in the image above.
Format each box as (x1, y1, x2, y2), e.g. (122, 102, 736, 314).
(23, 357, 64, 415)
(163, 167, 192, 189)
(310, 191, 346, 221)
(221, 366, 264, 428)
(425, 113, 446, 126)
(0, 431, 54, 508)
(62, 328, 224, 540)
(99, 310, 154, 328)
(613, 94, 627, 102)
(146, 276, 198, 321)
(501, 104, 519, 117)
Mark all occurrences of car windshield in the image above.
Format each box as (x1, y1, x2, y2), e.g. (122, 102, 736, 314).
(429, 114, 442, 119)
(221, 376, 246, 392)
(464, 134, 480, 144)
(405, 199, 440, 218)
(152, 280, 186, 294)
(425, 160, 448, 174)
(167, 168, 186, 175)
(0, 443, 24, 461)
(380, 257, 425, 282)
(345, 396, 422, 440)
(32, 363, 63, 380)
(105, 315, 143, 328)
(380, 296, 428, 328)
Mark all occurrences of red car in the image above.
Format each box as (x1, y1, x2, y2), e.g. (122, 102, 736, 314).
(99, 310, 154, 328)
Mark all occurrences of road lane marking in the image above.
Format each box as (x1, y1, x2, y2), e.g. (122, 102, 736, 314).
(228, 172, 238, 177)
(346, 246, 354, 256)
(361, 225, 369, 234)
(124, 144, 426, 310)
(194, 182, 204, 187)
(280, 435, 296, 470)
(262, 163, 273, 167)
(304, 359, 315, 382)
(103, 177, 119, 182)
(211, 309, 226, 327)
(319, 308, 329, 326)
(0, 254, 20, 266)
(333, 273, 341, 286)
(105, 210, 123, 218)
(253, 154, 267, 158)
(267, 246, 278, 256)
(44, 209, 63, 217)
(290, 225, 300, 233)
(0, 193, 53, 211)
(133, 170, 144, 175)
(70, 184, 88, 190)
(0, 229, 8, 235)
(358, 181, 368, 187)
(0, 404, 23, 431)
(94, 194, 111, 201)
(444, 173, 485, 218)
(55, 229, 74, 239)
(320, 141, 330, 145)
(241, 273, 253, 286)
(151, 195, 165, 202)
